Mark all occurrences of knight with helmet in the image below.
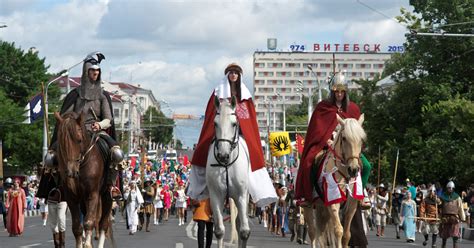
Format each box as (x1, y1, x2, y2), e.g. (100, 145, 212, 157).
(38, 52, 124, 199)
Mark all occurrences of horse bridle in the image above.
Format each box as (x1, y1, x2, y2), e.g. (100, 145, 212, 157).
(210, 111, 240, 206)
(212, 112, 240, 167)
(70, 131, 100, 170)
(328, 126, 361, 181)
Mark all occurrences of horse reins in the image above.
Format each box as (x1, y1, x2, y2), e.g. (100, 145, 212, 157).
(210, 112, 240, 205)
(327, 127, 361, 183)
(76, 132, 100, 168)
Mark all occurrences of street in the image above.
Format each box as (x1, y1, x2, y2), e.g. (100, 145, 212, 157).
(1, 212, 473, 248)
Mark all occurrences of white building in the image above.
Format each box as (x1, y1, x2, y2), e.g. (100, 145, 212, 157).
(253, 51, 392, 134)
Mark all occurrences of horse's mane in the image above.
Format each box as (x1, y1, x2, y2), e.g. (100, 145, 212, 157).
(341, 118, 366, 143)
(57, 112, 89, 162)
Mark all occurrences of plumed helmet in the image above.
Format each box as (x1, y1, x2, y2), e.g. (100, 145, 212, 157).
(84, 51, 105, 70)
(330, 71, 347, 91)
(446, 181, 455, 189)
(224, 63, 243, 75)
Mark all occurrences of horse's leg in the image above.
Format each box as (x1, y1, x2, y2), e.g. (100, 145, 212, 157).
(314, 202, 330, 248)
(235, 194, 250, 248)
(341, 197, 358, 247)
(302, 206, 316, 248)
(229, 198, 239, 244)
(209, 194, 225, 248)
(83, 192, 100, 248)
(328, 203, 343, 248)
(68, 201, 84, 248)
(98, 193, 113, 248)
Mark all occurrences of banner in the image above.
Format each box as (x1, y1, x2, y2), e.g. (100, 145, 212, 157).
(269, 131, 291, 157)
(296, 134, 305, 155)
(23, 93, 44, 124)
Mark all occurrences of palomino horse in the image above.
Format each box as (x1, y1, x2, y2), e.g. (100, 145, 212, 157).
(54, 112, 114, 248)
(206, 96, 251, 248)
(304, 114, 366, 248)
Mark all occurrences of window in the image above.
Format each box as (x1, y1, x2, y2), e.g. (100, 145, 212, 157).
(255, 62, 265, 68)
(113, 108, 120, 118)
(285, 63, 300, 68)
(267, 63, 282, 68)
(294, 71, 305, 77)
(320, 63, 331, 68)
(285, 80, 296, 85)
(303, 63, 318, 69)
(258, 71, 274, 77)
(276, 72, 291, 77)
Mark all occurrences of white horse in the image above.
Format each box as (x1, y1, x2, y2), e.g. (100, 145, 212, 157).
(206, 96, 251, 248)
(304, 114, 366, 248)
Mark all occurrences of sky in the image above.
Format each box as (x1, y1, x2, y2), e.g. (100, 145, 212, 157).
(0, 0, 412, 146)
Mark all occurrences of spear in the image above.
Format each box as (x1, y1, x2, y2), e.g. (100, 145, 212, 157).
(387, 149, 399, 216)
(377, 145, 381, 189)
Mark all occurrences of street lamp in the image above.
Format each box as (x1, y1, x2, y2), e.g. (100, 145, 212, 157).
(306, 65, 322, 103)
(297, 80, 313, 124)
(160, 99, 176, 148)
(276, 93, 286, 131)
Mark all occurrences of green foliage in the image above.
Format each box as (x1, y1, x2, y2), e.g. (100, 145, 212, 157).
(0, 41, 51, 174)
(142, 107, 175, 147)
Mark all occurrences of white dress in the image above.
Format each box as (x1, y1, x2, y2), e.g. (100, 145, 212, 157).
(154, 187, 163, 209)
(175, 189, 187, 208)
(124, 189, 144, 233)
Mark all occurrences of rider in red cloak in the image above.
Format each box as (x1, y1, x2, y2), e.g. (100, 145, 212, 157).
(188, 63, 276, 207)
(295, 74, 361, 202)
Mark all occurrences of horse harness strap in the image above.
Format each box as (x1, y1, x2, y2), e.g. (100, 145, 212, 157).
(77, 133, 100, 167)
(210, 119, 240, 206)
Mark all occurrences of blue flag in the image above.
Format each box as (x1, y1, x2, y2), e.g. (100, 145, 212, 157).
(23, 94, 43, 124)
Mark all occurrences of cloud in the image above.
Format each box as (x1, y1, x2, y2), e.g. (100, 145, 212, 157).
(0, 0, 411, 117)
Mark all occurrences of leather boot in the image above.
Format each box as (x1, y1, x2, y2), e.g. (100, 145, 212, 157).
(452, 237, 459, 248)
(441, 238, 447, 248)
(53, 232, 60, 248)
(431, 234, 437, 247)
(59, 231, 65, 248)
(146, 217, 150, 232)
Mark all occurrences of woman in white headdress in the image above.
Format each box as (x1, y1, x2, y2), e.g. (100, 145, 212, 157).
(124, 181, 144, 235)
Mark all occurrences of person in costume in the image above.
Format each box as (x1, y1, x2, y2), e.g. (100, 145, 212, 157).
(175, 181, 187, 226)
(47, 182, 67, 248)
(294, 72, 362, 204)
(391, 188, 404, 239)
(161, 184, 172, 221)
(420, 185, 441, 247)
(401, 191, 417, 243)
(188, 63, 277, 207)
(375, 183, 389, 237)
(41, 52, 124, 198)
(192, 197, 214, 248)
(5, 179, 26, 237)
(439, 181, 465, 248)
(142, 178, 155, 232)
(124, 180, 144, 235)
(153, 181, 163, 225)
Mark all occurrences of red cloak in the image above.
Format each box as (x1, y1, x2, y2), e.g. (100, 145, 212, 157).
(191, 93, 265, 171)
(295, 100, 361, 201)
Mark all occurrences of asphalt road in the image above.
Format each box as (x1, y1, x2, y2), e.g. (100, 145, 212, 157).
(1, 212, 473, 248)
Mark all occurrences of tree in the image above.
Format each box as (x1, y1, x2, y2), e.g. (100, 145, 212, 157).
(142, 107, 175, 147)
(0, 41, 53, 174)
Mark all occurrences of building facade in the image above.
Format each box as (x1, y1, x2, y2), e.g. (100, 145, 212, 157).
(253, 51, 392, 134)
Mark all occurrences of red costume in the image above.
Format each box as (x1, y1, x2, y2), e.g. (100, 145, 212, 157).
(6, 187, 26, 236)
(191, 93, 265, 172)
(295, 100, 361, 201)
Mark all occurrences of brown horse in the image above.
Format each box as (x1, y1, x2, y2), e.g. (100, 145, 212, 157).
(54, 112, 113, 248)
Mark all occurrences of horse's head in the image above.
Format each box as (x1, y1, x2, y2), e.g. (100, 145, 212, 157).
(213, 96, 239, 165)
(335, 114, 366, 178)
(54, 111, 87, 178)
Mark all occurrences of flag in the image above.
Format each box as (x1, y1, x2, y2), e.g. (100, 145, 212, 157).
(23, 93, 44, 124)
(296, 134, 305, 155)
(269, 131, 291, 157)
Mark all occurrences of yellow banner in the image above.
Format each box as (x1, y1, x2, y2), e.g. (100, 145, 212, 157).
(269, 131, 292, 157)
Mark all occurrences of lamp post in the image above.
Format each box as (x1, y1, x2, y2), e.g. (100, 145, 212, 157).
(160, 100, 176, 149)
(297, 80, 313, 124)
(307, 65, 322, 103)
(42, 71, 69, 163)
(276, 93, 286, 131)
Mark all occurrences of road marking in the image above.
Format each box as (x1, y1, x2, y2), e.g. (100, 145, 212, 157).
(19, 244, 42, 247)
(175, 243, 183, 248)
